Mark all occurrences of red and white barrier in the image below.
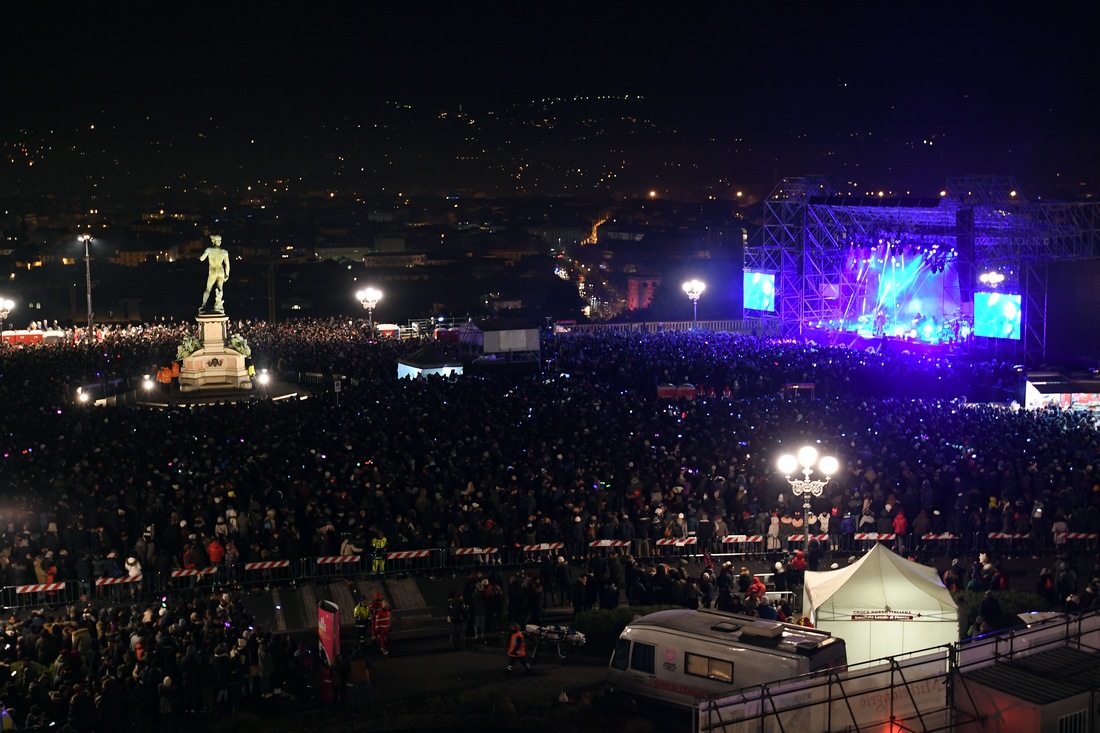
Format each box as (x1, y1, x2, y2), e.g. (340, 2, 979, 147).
(522, 543, 564, 552)
(788, 534, 829, 543)
(16, 583, 66, 594)
(854, 533, 896, 541)
(988, 533, 1029, 540)
(171, 568, 217, 578)
(317, 555, 361, 564)
(656, 538, 697, 547)
(96, 575, 142, 586)
(922, 533, 959, 541)
(387, 550, 432, 560)
(1054, 533, 1098, 541)
(244, 561, 290, 570)
(720, 535, 765, 549)
(588, 540, 630, 548)
(454, 547, 498, 555)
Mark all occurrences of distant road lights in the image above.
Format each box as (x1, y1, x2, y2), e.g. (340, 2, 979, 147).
(979, 271, 1005, 286)
(79, 234, 94, 339)
(0, 298, 13, 343)
(258, 369, 271, 386)
(142, 375, 155, 391)
(777, 445, 838, 553)
(682, 279, 705, 326)
(356, 287, 383, 334)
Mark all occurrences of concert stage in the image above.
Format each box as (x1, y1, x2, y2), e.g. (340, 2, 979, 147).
(800, 326, 967, 357)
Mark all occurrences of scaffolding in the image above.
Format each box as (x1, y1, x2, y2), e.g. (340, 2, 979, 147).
(756, 175, 1100, 363)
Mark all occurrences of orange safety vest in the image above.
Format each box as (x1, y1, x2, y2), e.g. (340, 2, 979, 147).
(373, 608, 391, 635)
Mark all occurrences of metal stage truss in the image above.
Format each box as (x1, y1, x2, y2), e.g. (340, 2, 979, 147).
(750, 175, 1100, 363)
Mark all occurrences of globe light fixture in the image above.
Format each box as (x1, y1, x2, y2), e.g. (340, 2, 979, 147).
(778, 445, 838, 553)
(356, 287, 383, 334)
(682, 279, 705, 326)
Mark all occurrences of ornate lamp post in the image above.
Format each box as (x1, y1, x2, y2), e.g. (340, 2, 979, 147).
(0, 298, 13, 346)
(778, 446, 838, 554)
(682, 279, 705, 326)
(356, 287, 383, 334)
(79, 234, 94, 339)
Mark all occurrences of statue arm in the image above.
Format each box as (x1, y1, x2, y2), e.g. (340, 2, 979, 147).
(223, 254, 230, 279)
(199, 250, 209, 262)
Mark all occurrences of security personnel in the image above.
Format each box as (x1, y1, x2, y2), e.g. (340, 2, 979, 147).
(353, 597, 372, 643)
(506, 623, 531, 673)
(368, 591, 385, 642)
(373, 601, 392, 656)
(370, 530, 387, 576)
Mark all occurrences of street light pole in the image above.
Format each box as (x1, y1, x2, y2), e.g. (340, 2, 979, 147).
(778, 446, 839, 555)
(682, 279, 705, 327)
(356, 287, 383, 335)
(79, 234, 93, 339)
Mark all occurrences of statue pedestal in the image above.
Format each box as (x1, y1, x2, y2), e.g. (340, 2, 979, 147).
(178, 314, 251, 392)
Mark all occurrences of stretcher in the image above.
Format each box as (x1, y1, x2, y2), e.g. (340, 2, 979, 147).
(525, 624, 586, 664)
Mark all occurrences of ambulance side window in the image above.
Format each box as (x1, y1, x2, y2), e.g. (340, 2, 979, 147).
(685, 652, 734, 683)
(610, 638, 631, 671)
(630, 642, 656, 674)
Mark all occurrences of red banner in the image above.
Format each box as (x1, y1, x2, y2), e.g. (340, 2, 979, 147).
(318, 600, 340, 704)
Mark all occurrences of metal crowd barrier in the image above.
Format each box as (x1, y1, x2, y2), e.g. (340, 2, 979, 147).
(385, 549, 442, 575)
(5, 532, 1096, 612)
(451, 547, 498, 568)
(655, 537, 696, 558)
(785, 534, 829, 551)
(520, 543, 565, 565)
(241, 560, 293, 588)
(302, 555, 366, 580)
(719, 534, 765, 556)
(588, 539, 631, 558)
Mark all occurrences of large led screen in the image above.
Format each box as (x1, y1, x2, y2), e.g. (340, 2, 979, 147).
(743, 271, 775, 312)
(973, 291, 1022, 340)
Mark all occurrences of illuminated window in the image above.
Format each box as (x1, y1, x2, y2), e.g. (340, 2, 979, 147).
(1058, 710, 1087, 733)
(685, 652, 734, 683)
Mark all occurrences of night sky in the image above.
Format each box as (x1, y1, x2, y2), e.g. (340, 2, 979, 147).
(4, 3, 1098, 199)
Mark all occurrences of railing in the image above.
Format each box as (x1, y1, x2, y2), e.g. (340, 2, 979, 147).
(4, 531, 1094, 613)
(568, 319, 774, 336)
(697, 610, 1100, 733)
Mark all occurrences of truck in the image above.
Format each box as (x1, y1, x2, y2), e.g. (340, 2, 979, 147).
(607, 608, 847, 707)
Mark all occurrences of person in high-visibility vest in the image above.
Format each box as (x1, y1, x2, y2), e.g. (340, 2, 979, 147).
(373, 601, 392, 656)
(370, 530, 387, 576)
(506, 623, 530, 673)
(353, 598, 372, 643)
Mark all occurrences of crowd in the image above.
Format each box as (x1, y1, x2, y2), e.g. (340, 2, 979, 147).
(0, 320, 1099, 728)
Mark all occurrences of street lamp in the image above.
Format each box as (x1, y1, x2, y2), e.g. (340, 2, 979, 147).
(356, 287, 383, 334)
(777, 445, 839, 554)
(0, 298, 13, 345)
(79, 234, 93, 339)
(682, 279, 705, 326)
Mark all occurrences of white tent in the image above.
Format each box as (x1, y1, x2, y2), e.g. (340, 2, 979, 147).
(802, 543, 958, 666)
(397, 344, 464, 380)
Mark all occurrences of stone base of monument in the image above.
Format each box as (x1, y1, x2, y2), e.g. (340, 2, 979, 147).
(178, 314, 252, 392)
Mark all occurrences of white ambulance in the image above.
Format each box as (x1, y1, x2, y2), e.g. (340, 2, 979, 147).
(607, 608, 846, 707)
